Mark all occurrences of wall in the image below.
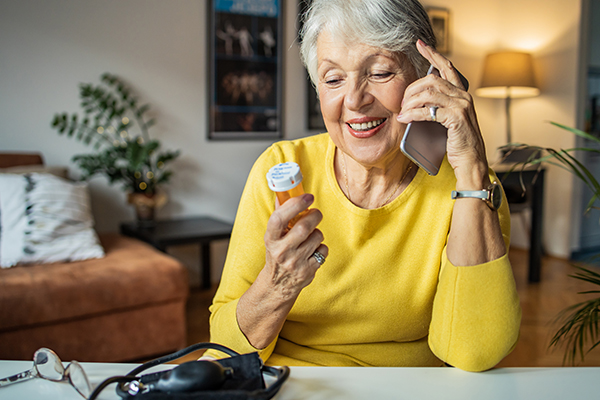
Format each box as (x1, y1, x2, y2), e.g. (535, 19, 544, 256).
(0, 0, 308, 285)
(0, 0, 582, 274)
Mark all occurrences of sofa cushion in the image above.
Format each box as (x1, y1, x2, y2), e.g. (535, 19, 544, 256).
(0, 172, 104, 268)
(0, 233, 189, 331)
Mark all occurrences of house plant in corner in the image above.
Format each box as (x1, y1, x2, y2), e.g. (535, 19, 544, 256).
(502, 122, 600, 364)
(51, 73, 180, 224)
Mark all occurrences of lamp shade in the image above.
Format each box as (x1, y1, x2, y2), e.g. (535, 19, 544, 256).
(475, 51, 540, 98)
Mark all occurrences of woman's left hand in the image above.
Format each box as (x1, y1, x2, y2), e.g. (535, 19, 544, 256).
(398, 41, 506, 267)
(397, 40, 489, 189)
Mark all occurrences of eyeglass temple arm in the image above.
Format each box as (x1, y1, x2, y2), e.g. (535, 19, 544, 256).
(0, 368, 36, 388)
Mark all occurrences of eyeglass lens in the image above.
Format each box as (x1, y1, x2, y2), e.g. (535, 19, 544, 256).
(34, 348, 64, 381)
(34, 348, 91, 398)
(67, 361, 92, 398)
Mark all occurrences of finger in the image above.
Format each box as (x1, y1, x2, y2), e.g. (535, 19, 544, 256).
(309, 243, 329, 266)
(399, 90, 467, 127)
(401, 84, 454, 113)
(397, 104, 444, 125)
(284, 208, 323, 243)
(300, 228, 325, 258)
(315, 243, 328, 258)
(416, 40, 465, 90)
(402, 73, 467, 110)
(265, 208, 323, 271)
(265, 194, 314, 240)
(399, 93, 471, 124)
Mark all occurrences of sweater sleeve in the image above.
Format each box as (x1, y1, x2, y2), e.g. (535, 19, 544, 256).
(207, 146, 282, 361)
(428, 177, 522, 371)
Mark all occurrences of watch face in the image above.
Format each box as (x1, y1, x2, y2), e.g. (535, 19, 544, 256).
(491, 184, 502, 210)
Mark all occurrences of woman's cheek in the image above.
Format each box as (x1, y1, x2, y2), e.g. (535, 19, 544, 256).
(318, 89, 343, 123)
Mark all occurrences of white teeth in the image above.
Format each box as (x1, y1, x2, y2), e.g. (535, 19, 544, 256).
(349, 118, 385, 131)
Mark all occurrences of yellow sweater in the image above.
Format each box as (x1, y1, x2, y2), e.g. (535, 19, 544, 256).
(209, 133, 521, 371)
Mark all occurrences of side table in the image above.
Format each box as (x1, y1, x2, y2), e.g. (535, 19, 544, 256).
(120, 216, 234, 289)
(494, 166, 546, 283)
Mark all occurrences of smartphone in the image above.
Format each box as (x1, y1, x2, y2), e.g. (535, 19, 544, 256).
(400, 65, 469, 175)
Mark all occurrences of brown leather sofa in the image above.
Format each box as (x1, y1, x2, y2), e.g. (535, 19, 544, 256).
(0, 153, 189, 362)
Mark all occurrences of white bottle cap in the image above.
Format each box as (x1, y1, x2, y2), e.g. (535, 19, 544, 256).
(266, 162, 303, 192)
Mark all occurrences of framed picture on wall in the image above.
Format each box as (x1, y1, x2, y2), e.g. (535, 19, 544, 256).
(426, 7, 450, 55)
(298, 0, 326, 132)
(208, 0, 283, 140)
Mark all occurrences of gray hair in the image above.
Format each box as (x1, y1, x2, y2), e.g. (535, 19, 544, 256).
(299, 0, 436, 87)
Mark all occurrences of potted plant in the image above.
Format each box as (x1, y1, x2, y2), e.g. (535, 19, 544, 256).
(502, 122, 600, 364)
(51, 73, 180, 223)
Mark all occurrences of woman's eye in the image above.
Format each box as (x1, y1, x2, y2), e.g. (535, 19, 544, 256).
(324, 77, 342, 85)
(371, 72, 393, 79)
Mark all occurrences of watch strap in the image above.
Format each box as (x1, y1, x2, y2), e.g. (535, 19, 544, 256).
(451, 190, 488, 200)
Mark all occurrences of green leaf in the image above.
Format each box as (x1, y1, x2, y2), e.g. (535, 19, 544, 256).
(156, 150, 180, 164)
(551, 121, 600, 145)
(101, 73, 116, 85)
(583, 195, 598, 214)
(550, 265, 600, 364)
(144, 119, 156, 129)
(51, 114, 63, 128)
(126, 141, 144, 170)
(156, 170, 172, 184)
(136, 104, 150, 117)
(145, 140, 160, 152)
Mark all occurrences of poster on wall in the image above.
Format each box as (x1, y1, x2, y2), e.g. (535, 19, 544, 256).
(298, 0, 326, 132)
(208, 0, 283, 140)
(426, 7, 450, 55)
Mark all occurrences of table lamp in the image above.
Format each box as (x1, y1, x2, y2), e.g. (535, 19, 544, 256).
(475, 51, 540, 144)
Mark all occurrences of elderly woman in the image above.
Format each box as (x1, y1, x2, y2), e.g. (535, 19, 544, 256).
(209, 0, 521, 372)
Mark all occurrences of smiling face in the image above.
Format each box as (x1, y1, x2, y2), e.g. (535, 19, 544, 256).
(317, 31, 418, 169)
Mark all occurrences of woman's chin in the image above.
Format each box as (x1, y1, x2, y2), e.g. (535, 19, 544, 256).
(344, 143, 403, 168)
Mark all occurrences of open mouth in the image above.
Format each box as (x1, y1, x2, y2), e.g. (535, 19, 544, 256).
(347, 118, 386, 132)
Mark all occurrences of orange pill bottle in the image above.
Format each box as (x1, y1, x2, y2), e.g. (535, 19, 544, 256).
(266, 162, 309, 228)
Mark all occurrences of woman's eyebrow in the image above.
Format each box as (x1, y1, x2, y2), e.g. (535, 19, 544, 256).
(318, 53, 395, 68)
(318, 58, 338, 67)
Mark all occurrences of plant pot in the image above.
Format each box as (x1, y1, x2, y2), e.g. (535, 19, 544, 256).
(127, 191, 167, 225)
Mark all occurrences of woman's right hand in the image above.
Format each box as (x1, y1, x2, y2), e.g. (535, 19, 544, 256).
(236, 193, 327, 350)
(263, 193, 328, 300)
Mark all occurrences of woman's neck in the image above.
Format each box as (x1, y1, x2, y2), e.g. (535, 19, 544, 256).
(335, 148, 414, 209)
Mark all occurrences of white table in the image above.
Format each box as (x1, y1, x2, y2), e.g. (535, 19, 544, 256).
(0, 360, 598, 399)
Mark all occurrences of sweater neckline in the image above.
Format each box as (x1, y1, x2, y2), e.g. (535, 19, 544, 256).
(324, 136, 425, 216)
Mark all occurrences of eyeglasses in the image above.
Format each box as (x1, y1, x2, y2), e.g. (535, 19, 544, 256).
(0, 347, 92, 398)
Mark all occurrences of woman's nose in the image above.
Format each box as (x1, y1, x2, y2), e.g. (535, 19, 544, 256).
(344, 80, 373, 111)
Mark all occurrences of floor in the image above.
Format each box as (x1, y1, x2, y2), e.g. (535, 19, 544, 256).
(180, 247, 600, 367)
(498, 248, 600, 367)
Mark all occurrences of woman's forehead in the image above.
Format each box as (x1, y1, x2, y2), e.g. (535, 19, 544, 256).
(316, 31, 403, 67)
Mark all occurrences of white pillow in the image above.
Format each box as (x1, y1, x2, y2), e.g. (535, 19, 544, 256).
(0, 173, 105, 268)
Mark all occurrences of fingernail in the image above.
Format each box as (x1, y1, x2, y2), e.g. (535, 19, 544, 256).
(302, 193, 314, 204)
(397, 113, 403, 121)
(417, 39, 428, 47)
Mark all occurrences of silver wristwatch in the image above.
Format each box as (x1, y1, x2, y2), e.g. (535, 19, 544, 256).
(451, 182, 502, 211)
